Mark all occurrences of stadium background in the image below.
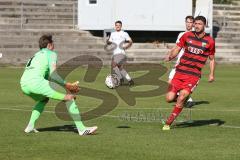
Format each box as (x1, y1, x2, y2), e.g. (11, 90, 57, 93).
(0, 0, 240, 65)
(0, 0, 240, 160)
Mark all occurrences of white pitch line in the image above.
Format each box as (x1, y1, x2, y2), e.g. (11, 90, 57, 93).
(2, 105, 240, 112)
(220, 125, 240, 129)
(1, 107, 240, 129)
(1, 105, 95, 109)
(0, 107, 53, 113)
(0, 107, 119, 118)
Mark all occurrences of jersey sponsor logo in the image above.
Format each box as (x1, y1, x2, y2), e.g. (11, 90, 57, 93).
(187, 46, 204, 55)
(202, 42, 207, 47)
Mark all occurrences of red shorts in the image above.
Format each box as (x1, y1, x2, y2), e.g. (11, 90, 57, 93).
(168, 73, 199, 94)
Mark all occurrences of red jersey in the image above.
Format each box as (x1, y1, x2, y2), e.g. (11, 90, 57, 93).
(176, 31, 215, 78)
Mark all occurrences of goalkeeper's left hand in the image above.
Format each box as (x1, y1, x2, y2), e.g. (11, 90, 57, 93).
(65, 81, 80, 94)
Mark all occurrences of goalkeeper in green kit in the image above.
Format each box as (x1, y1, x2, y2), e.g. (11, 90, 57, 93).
(20, 35, 97, 136)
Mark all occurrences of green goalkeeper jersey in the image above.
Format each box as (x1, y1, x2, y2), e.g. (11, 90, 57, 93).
(20, 48, 66, 100)
(20, 48, 65, 87)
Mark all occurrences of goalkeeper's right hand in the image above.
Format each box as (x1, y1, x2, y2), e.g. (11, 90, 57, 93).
(64, 94, 76, 101)
(65, 81, 80, 94)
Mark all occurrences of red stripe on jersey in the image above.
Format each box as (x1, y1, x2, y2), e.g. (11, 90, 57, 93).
(177, 65, 201, 77)
(176, 31, 215, 78)
(183, 52, 208, 63)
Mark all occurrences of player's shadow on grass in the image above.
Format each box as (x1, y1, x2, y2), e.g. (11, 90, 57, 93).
(175, 119, 225, 128)
(117, 125, 131, 128)
(184, 101, 210, 108)
(37, 125, 78, 133)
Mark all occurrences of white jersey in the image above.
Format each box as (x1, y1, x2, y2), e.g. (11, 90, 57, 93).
(108, 30, 131, 55)
(168, 31, 186, 80)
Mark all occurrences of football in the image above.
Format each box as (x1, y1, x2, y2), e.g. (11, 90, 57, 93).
(105, 74, 120, 89)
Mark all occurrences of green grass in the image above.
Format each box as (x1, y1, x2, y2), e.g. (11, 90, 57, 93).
(0, 64, 240, 160)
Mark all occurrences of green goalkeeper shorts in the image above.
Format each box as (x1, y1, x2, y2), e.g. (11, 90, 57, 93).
(21, 79, 65, 101)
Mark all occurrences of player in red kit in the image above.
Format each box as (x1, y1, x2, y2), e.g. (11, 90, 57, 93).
(163, 16, 215, 130)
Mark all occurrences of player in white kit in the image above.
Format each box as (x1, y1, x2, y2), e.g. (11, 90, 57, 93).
(107, 20, 134, 86)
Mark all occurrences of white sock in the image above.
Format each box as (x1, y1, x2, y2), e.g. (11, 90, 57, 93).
(120, 69, 131, 81)
(24, 123, 39, 133)
(25, 123, 34, 131)
(113, 67, 122, 79)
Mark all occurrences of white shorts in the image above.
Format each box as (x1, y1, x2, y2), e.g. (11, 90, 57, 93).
(168, 68, 176, 80)
(112, 54, 127, 65)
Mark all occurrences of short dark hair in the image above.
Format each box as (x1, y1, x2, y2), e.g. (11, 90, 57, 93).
(185, 15, 194, 21)
(194, 16, 207, 25)
(115, 20, 122, 25)
(39, 34, 53, 49)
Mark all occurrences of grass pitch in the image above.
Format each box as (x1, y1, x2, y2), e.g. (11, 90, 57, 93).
(0, 64, 240, 160)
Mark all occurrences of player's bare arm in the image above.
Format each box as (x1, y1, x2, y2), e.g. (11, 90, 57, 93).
(106, 38, 112, 45)
(165, 45, 181, 62)
(124, 38, 133, 50)
(208, 55, 215, 83)
(64, 94, 76, 101)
